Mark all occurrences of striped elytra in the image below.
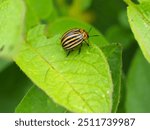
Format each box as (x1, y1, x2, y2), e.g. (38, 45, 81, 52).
(61, 28, 89, 53)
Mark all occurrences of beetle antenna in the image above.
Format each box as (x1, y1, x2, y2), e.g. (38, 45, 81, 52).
(88, 27, 92, 33)
(88, 27, 100, 37)
(89, 34, 100, 38)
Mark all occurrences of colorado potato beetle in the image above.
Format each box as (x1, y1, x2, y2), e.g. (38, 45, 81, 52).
(61, 28, 98, 56)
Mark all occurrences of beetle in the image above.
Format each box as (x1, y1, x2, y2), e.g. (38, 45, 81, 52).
(61, 28, 98, 56)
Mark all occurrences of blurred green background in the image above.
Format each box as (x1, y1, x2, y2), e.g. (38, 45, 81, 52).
(0, 0, 150, 113)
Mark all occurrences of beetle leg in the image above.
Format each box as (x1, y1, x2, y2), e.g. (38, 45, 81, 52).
(66, 49, 74, 57)
(67, 51, 71, 56)
(84, 40, 89, 46)
(78, 43, 83, 54)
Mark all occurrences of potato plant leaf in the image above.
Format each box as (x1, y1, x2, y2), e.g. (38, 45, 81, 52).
(101, 44, 122, 112)
(125, 0, 150, 63)
(126, 49, 150, 112)
(15, 24, 113, 113)
(15, 86, 67, 113)
(0, 63, 31, 112)
(15, 45, 122, 113)
(0, 0, 25, 58)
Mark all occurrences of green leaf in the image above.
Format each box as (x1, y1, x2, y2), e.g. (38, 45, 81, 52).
(117, 75, 126, 113)
(125, 0, 150, 63)
(25, 0, 56, 30)
(0, 0, 25, 58)
(138, 0, 149, 3)
(0, 59, 11, 72)
(15, 24, 113, 113)
(0, 63, 31, 112)
(101, 44, 122, 112)
(125, 49, 150, 112)
(16, 86, 67, 113)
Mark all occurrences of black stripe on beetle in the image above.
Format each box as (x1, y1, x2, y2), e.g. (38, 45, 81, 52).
(61, 28, 90, 56)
